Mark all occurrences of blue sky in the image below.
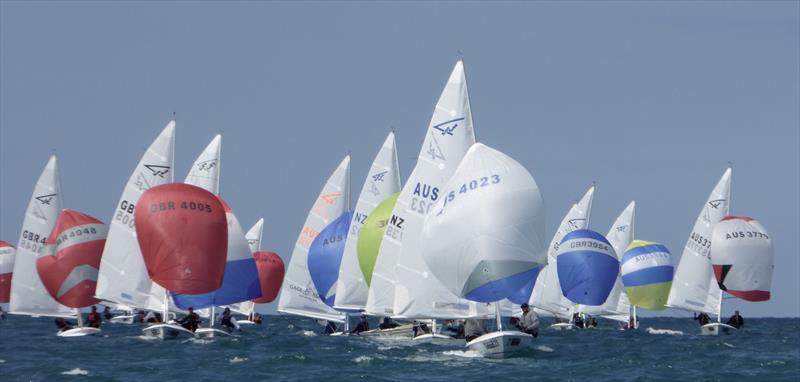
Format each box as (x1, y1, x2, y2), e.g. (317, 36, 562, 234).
(1, 1, 797, 317)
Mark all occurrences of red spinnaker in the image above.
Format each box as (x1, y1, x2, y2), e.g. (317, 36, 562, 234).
(0, 240, 15, 303)
(135, 183, 227, 294)
(251, 251, 284, 303)
(36, 209, 106, 308)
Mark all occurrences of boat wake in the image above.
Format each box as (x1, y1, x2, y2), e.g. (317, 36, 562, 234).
(61, 368, 89, 376)
(646, 327, 684, 336)
(301, 330, 317, 337)
(442, 350, 484, 359)
(535, 345, 555, 352)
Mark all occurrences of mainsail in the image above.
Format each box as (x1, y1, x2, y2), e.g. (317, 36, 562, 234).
(95, 121, 176, 311)
(529, 186, 595, 318)
(666, 168, 731, 317)
(277, 156, 350, 322)
(9, 156, 73, 317)
(334, 132, 401, 312)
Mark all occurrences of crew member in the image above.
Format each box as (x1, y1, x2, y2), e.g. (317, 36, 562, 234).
(176, 307, 201, 332)
(86, 306, 102, 328)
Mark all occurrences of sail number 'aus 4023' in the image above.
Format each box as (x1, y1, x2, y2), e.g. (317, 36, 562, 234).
(439, 174, 501, 212)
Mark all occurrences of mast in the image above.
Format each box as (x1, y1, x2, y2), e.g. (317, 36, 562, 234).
(75, 308, 84, 328)
(494, 303, 503, 331)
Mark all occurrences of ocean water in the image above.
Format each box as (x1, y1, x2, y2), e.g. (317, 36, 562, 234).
(0, 315, 797, 381)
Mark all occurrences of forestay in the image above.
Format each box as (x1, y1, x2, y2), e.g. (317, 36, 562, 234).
(666, 168, 731, 317)
(711, 216, 773, 301)
(95, 121, 176, 311)
(420, 143, 546, 303)
(529, 186, 595, 318)
(334, 132, 401, 312)
(9, 156, 73, 317)
(277, 156, 349, 322)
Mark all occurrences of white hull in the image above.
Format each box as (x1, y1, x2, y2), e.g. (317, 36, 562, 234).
(550, 323, 577, 331)
(196, 328, 234, 338)
(236, 320, 256, 325)
(466, 331, 532, 357)
(701, 323, 737, 336)
(109, 315, 135, 324)
(142, 323, 197, 340)
(58, 327, 102, 337)
(358, 323, 415, 338)
(413, 333, 455, 343)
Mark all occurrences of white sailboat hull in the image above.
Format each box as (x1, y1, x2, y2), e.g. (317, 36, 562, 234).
(57, 327, 102, 337)
(700, 323, 737, 336)
(412, 333, 455, 343)
(466, 331, 532, 357)
(236, 320, 256, 325)
(550, 323, 577, 330)
(195, 328, 235, 338)
(109, 315, 135, 324)
(358, 323, 415, 338)
(142, 323, 196, 340)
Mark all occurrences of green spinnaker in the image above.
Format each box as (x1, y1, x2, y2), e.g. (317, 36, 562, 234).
(358, 192, 399, 286)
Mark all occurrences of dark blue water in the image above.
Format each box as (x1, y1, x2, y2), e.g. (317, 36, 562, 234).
(1, 315, 797, 381)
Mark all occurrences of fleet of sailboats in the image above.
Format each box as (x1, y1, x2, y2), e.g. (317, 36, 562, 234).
(0, 62, 777, 356)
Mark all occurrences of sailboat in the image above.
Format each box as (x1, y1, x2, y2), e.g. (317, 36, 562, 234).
(277, 156, 349, 325)
(37, 209, 108, 337)
(576, 201, 636, 326)
(9, 156, 81, 334)
(711, 216, 773, 303)
(621, 240, 674, 326)
(529, 186, 595, 329)
(0, 241, 15, 306)
(367, 61, 491, 334)
(135, 183, 229, 339)
(308, 211, 352, 308)
(666, 168, 732, 335)
(172, 135, 262, 338)
(95, 121, 178, 321)
(334, 132, 401, 315)
(421, 143, 546, 356)
(556, 230, 620, 321)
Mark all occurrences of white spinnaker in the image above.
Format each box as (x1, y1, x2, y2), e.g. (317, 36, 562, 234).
(277, 156, 350, 322)
(95, 121, 176, 311)
(371, 61, 486, 319)
(420, 143, 547, 304)
(334, 132, 401, 312)
(9, 156, 73, 317)
(577, 201, 635, 321)
(529, 186, 595, 319)
(184, 134, 221, 194)
(666, 168, 731, 317)
(227, 219, 265, 316)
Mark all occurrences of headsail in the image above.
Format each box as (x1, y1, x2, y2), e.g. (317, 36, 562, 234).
(0, 241, 15, 303)
(227, 218, 266, 315)
(252, 251, 284, 304)
(37, 209, 107, 308)
(622, 240, 673, 310)
(368, 60, 484, 318)
(557, 230, 619, 306)
(334, 132, 401, 312)
(277, 156, 349, 322)
(711, 216, 773, 301)
(666, 168, 731, 316)
(184, 134, 221, 194)
(308, 212, 352, 307)
(529, 186, 595, 318)
(9, 156, 73, 317)
(95, 121, 176, 311)
(420, 143, 546, 303)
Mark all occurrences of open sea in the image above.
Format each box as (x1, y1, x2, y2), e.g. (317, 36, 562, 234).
(0, 315, 797, 381)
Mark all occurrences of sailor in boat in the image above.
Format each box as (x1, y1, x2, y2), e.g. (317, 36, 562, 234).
(586, 315, 598, 328)
(143, 310, 161, 323)
(726, 310, 744, 329)
(625, 316, 639, 330)
(572, 313, 585, 329)
(218, 307, 241, 333)
(515, 303, 540, 338)
(175, 307, 201, 332)
(379, 317, 399, 330)
(694, 312, 711, 326)
(250, 312, 263, 324)
(442, 319, 465, 338)
(102, 306, 114, 321)
(464, 319, 487, 342)
(412, 321, 431, 337)
(351, 315, 370, 335)
(323, 321, 338, 335)
(86, 306, 102, 328)
(54, 317, 74, 333)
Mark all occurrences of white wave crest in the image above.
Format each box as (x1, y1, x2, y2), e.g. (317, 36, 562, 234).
(646, 327, 684, 335)
(229, 356, 248, 363)
(536, 345, 554, 352)
(61, 368, 89, 376)
(301, 330, 317, 337)
(442, 350, 484, 358)
(723, 342, 735, 348)
(353, 355, 373, 363)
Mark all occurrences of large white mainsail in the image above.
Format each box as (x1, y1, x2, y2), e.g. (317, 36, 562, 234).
(577, 201, 635, 321)
(366, 60, 484, 319)
(529, 186, 595, 318)
(95, 121, 176, 311)
(666, 168, 731, 318)
(333, 132, 400, 312)
(277, 156, 350, 322)
(185, 134, 221, 194)
(9, 156, 73, 317)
